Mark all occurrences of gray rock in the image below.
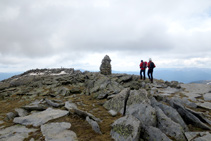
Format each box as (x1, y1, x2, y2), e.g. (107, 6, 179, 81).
(103, 88, 130, 112)
(22, 99, 47, 111)
(171, 102, 211, 130)
(126, 89, 150, 106)
(72, 108, 101, 122)
(100, 55, 112, 75)
(15, 108, 28, 117)
(197, 102, 211, 110)
(150, 97, 189, 131)
(6, 112, 18, 120)
(45, 98, 64, 108)
(126, 102, 156, 127)
(156, 107, 186, 140)
(185, 132, 211, 141)
(141, 126, 172, 141)
(86, 116, 102, 134)
(41, 122, 78, 141)
(186, 107, 211, 125)
(0, 125, 37, 141)
(65, 101, 77, 110)
(13, 108, 69, 127)
(203, 93, 211, 101)
(111, 115, 141, 141)
(109, 110, 117, 117)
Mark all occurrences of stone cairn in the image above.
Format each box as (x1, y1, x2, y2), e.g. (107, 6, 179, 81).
(100, 55, 111, 75)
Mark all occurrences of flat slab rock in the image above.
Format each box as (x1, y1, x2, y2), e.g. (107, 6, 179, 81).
(13, 108, 69, 127)
(41, 122, 78, 141)
(197, 102, 211, 110)
(185, 132, 211, 141)
(0, 125, 37, 141)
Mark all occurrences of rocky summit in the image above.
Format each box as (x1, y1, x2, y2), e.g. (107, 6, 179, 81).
(0, 68, 211, 141)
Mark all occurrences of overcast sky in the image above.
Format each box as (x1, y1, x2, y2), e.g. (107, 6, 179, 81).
(0, 0, 211, 72)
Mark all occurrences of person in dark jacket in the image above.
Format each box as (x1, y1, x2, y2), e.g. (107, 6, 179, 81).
(147, 58, 156, 83)
(139, 60, 147, 80)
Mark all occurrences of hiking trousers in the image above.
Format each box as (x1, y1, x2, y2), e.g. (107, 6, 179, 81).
(148, 69, 153, 83)
(140, 69, 146, 80)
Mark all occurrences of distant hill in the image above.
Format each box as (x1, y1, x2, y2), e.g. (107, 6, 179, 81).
(1, 68, 211, 84)
(190, 80, 211, 85)
(113, 68, 211, 84)
(0, 72, 22, 81)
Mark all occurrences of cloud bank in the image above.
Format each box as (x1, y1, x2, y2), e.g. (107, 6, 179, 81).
(0, 0, 211, 72)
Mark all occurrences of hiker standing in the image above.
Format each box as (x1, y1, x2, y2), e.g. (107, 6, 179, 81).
(139, 60, 147, 80)
(147, 58, 156, 83)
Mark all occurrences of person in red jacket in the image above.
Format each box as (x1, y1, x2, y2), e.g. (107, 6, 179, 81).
(139, 60, 147, 80)
(147, 58, 156, 83)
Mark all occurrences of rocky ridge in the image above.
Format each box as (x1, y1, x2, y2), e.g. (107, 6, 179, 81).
(0, 68, 210, 141)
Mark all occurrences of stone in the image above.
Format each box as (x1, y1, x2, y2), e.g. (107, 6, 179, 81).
(65, 101, 77, 110)
(150, 97, 189, 131)
(86, 116, 102, 134)
(126, 102, 156, 127)
(109, 110, 117, 117)
(45, 98, 64, 108)
(41, 122, 78, 141)
(197, 102, 211, 110)
(171, 102, 211, 130)
(103, 88, 130, 113)
(111, 115, 141, 141)
(141, 126, 171, 141)
(15, 108, 28, 117)
(203, 93, 211, 101)
(185, 132, 211, 141)
(13, 108, 69, 127)
(156, 107, 186, 140)
(0, 125, 37, 141)
(6, 112, 18, 120)
(100, 55, 112, 75)
(22, 99, 47, 111)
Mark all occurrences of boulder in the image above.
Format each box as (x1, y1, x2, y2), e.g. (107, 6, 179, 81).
(171, 102, 211, 130)
(156, 107, 186, 140)
(13, 108, 69, 127)
(41, 122, 78, 141)
(126, 102, 156, 127)
(185, 132, 211, 141)
(103, 88, 130, 113)
(150, 97, 189, 131)
(141, 126, 172, 141)
(111, 115, 141, 141)
(100, 55, 111, 75)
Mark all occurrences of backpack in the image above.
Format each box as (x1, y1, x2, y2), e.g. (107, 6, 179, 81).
(142, 62, 146, 68)
(149, 62, 154, 69)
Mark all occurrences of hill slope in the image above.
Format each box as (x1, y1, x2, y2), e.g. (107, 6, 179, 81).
(0, 68, 210, 140)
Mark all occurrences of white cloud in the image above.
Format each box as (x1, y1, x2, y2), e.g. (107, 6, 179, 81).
(0, 0, 211, 72)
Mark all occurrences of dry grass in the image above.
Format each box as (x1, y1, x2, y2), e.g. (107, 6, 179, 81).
(0, 94, 122, 141)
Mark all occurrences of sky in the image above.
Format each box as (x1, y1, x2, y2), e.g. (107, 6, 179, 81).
(0, 0, 211, 72)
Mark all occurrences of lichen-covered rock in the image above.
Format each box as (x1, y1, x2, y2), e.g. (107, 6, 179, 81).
(111, 115, 141, 141)
(103, 88, 130, 112)
(100, 55, 111, 75)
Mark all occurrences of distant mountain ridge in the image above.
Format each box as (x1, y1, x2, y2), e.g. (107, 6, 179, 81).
(1, 68, 211, 84)
(113, 68, 211, 84)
